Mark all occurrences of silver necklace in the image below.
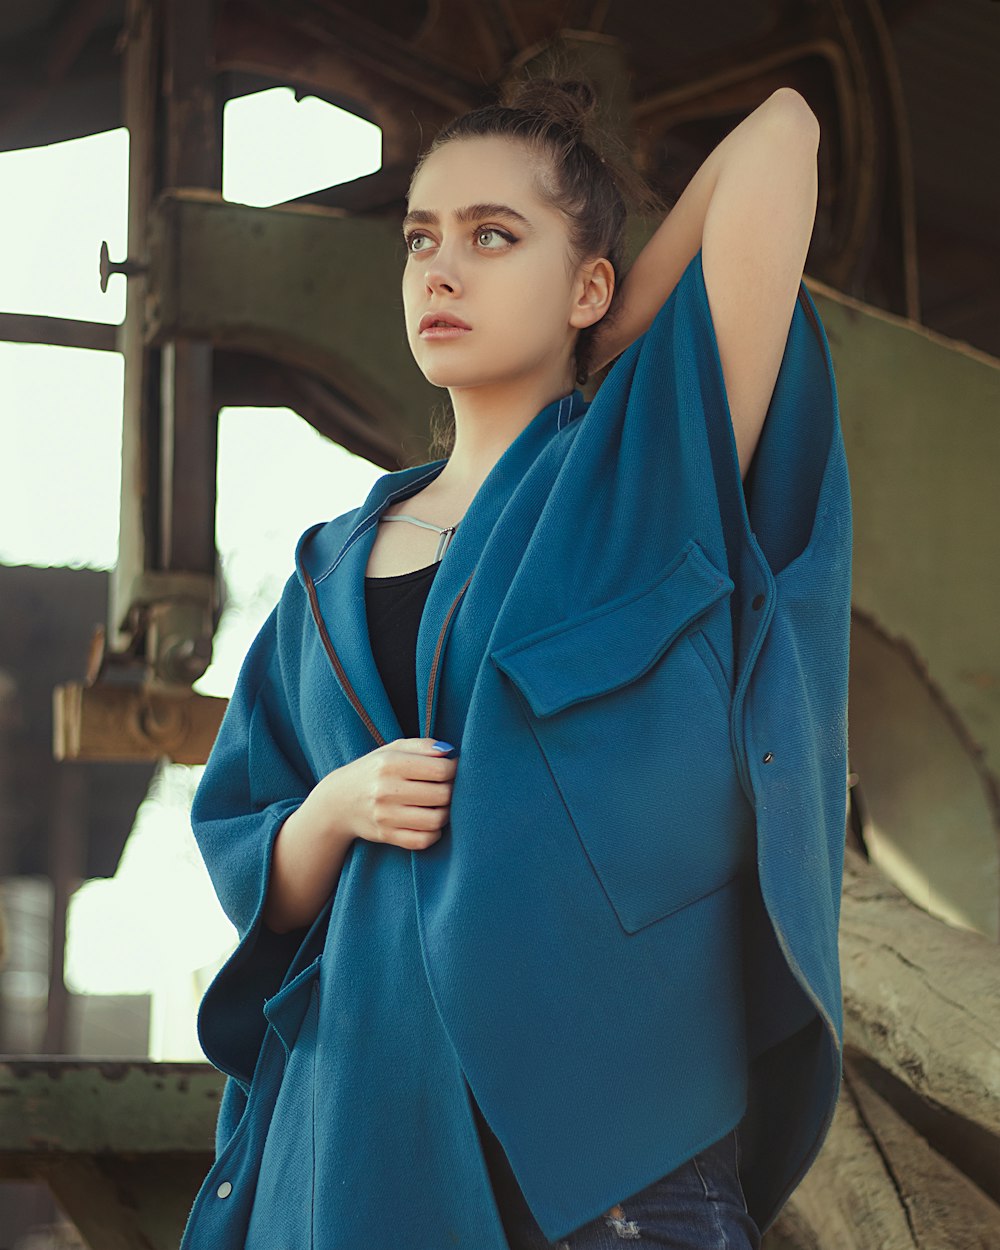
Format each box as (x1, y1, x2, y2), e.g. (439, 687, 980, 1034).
(379, 512, 460, 561)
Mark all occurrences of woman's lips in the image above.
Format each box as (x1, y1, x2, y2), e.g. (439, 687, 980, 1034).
(420, 325, 472, 339)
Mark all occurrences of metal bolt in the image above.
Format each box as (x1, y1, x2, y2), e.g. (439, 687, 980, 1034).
(99, 239, 148, 293)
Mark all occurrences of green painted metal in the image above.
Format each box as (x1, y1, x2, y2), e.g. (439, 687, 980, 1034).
(0, 1058, 222, 1153)
(146, 195, 664, 455)
(810, 281, 1000, 932)
(812, 283, 1000, 780)
(147, 190, 444, 458)
(849, 614, 999, 938)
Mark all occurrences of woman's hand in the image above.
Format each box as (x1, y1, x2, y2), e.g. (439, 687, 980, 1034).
(338, 737, 458, 851)
(262, 739, 457, 934)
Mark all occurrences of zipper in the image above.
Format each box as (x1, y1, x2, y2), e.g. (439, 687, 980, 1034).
(301, 559, 473, 746)
(423, 572, 474, 737)
(302, 563, 386, 746)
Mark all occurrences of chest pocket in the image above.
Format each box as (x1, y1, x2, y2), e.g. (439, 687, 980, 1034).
(490, 539, 755, 935)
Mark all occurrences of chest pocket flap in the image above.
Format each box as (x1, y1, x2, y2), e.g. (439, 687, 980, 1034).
(490, 539, 733, 716)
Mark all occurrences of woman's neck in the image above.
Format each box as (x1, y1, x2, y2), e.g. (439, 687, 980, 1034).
(434, 371, 576, 495)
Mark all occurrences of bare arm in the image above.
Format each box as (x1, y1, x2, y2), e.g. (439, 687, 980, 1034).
(262, 768, 356, 934)
(590, 87, 820, 481)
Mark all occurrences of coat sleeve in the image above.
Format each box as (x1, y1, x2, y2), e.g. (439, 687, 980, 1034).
(674, 249, 852, 1048)
(643, 246, 841, 584)
(192, 584, 328, 1098)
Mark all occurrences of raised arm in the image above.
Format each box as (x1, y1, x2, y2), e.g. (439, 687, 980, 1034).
(590, 87, 820, 482)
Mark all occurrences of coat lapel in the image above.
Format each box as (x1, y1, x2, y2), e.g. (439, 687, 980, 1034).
(305, 390, 588, 747)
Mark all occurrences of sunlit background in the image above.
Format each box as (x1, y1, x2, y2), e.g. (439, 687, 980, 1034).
(0, 88, 387, 1060)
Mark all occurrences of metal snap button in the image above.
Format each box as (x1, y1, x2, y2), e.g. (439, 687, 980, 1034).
(762, 752, 773, 763)
(217, 1181, 233, 1199)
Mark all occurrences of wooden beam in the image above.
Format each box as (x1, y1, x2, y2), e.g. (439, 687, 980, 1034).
(839, 846, 1000, 1138)
(53, 682, 227, 765)
(767, 1060, 1000, 1248)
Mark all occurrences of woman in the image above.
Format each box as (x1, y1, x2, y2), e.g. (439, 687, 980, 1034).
(181, 76, 851, 1250)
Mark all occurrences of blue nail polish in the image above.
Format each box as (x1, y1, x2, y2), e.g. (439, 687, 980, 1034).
(433, 740, 454, 752)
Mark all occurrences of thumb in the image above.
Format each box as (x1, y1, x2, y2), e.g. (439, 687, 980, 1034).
(425, 738, 457, 758)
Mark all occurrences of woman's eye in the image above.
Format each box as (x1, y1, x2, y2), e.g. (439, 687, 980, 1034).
(477, 227, 515, 248)
(403, 226, 516, 254)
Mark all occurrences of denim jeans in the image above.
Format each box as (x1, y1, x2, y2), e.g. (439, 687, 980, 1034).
(473, 1097, 761, 1250)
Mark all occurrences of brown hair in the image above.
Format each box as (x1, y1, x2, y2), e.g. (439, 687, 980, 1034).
(409, 71, 668, 460)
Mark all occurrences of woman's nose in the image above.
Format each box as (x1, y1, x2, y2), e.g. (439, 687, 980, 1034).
(424, 267, 458, 295)
(423, 246, 461, 296)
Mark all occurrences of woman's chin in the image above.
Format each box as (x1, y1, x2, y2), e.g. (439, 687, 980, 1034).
(420, 365, 493, 390)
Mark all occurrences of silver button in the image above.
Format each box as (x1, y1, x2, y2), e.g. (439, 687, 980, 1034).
(217, 1181, 233, 1199)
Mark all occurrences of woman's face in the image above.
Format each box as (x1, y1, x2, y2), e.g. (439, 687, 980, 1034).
(401, 135, 597, 393)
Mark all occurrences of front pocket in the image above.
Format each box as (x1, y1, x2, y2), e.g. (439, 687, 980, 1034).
(490, 540, 754, 934)
(263, 954, 322, 1057)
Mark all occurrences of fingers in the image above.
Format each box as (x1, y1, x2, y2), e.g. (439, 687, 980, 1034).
(371, 799, 449, 851)
(371, 782, 451, 825)
(398, 736, 456, 756)
(390, 777, 454, 805)
(393, 807, 450, 850)
(364, 738, 457, 851)
(384, 737, 459, 781)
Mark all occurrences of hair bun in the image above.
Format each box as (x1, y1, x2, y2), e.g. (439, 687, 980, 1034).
(505, 77, 598, 139)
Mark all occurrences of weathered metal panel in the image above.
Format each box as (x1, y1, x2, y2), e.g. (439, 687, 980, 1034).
(146, 190, 443, 449)
(811, 280, 1000, 778)
(0, 1058, 221, 1152)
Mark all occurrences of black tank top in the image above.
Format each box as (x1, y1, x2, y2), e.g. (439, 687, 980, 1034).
(363, 558, 441, 738)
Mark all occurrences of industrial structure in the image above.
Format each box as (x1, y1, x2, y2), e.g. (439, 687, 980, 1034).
(0, 0, 998, 1245)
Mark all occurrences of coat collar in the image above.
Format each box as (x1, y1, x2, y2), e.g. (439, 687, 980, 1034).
(295, 389, 588, 747)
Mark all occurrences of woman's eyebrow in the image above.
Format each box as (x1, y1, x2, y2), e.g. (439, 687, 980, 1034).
(402, 202, 532, 231)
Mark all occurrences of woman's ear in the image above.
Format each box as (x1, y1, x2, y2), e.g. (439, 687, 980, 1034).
(570, 257, 615, 330)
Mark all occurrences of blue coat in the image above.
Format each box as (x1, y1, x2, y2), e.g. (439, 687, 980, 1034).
(180, 246, 852, 1248)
